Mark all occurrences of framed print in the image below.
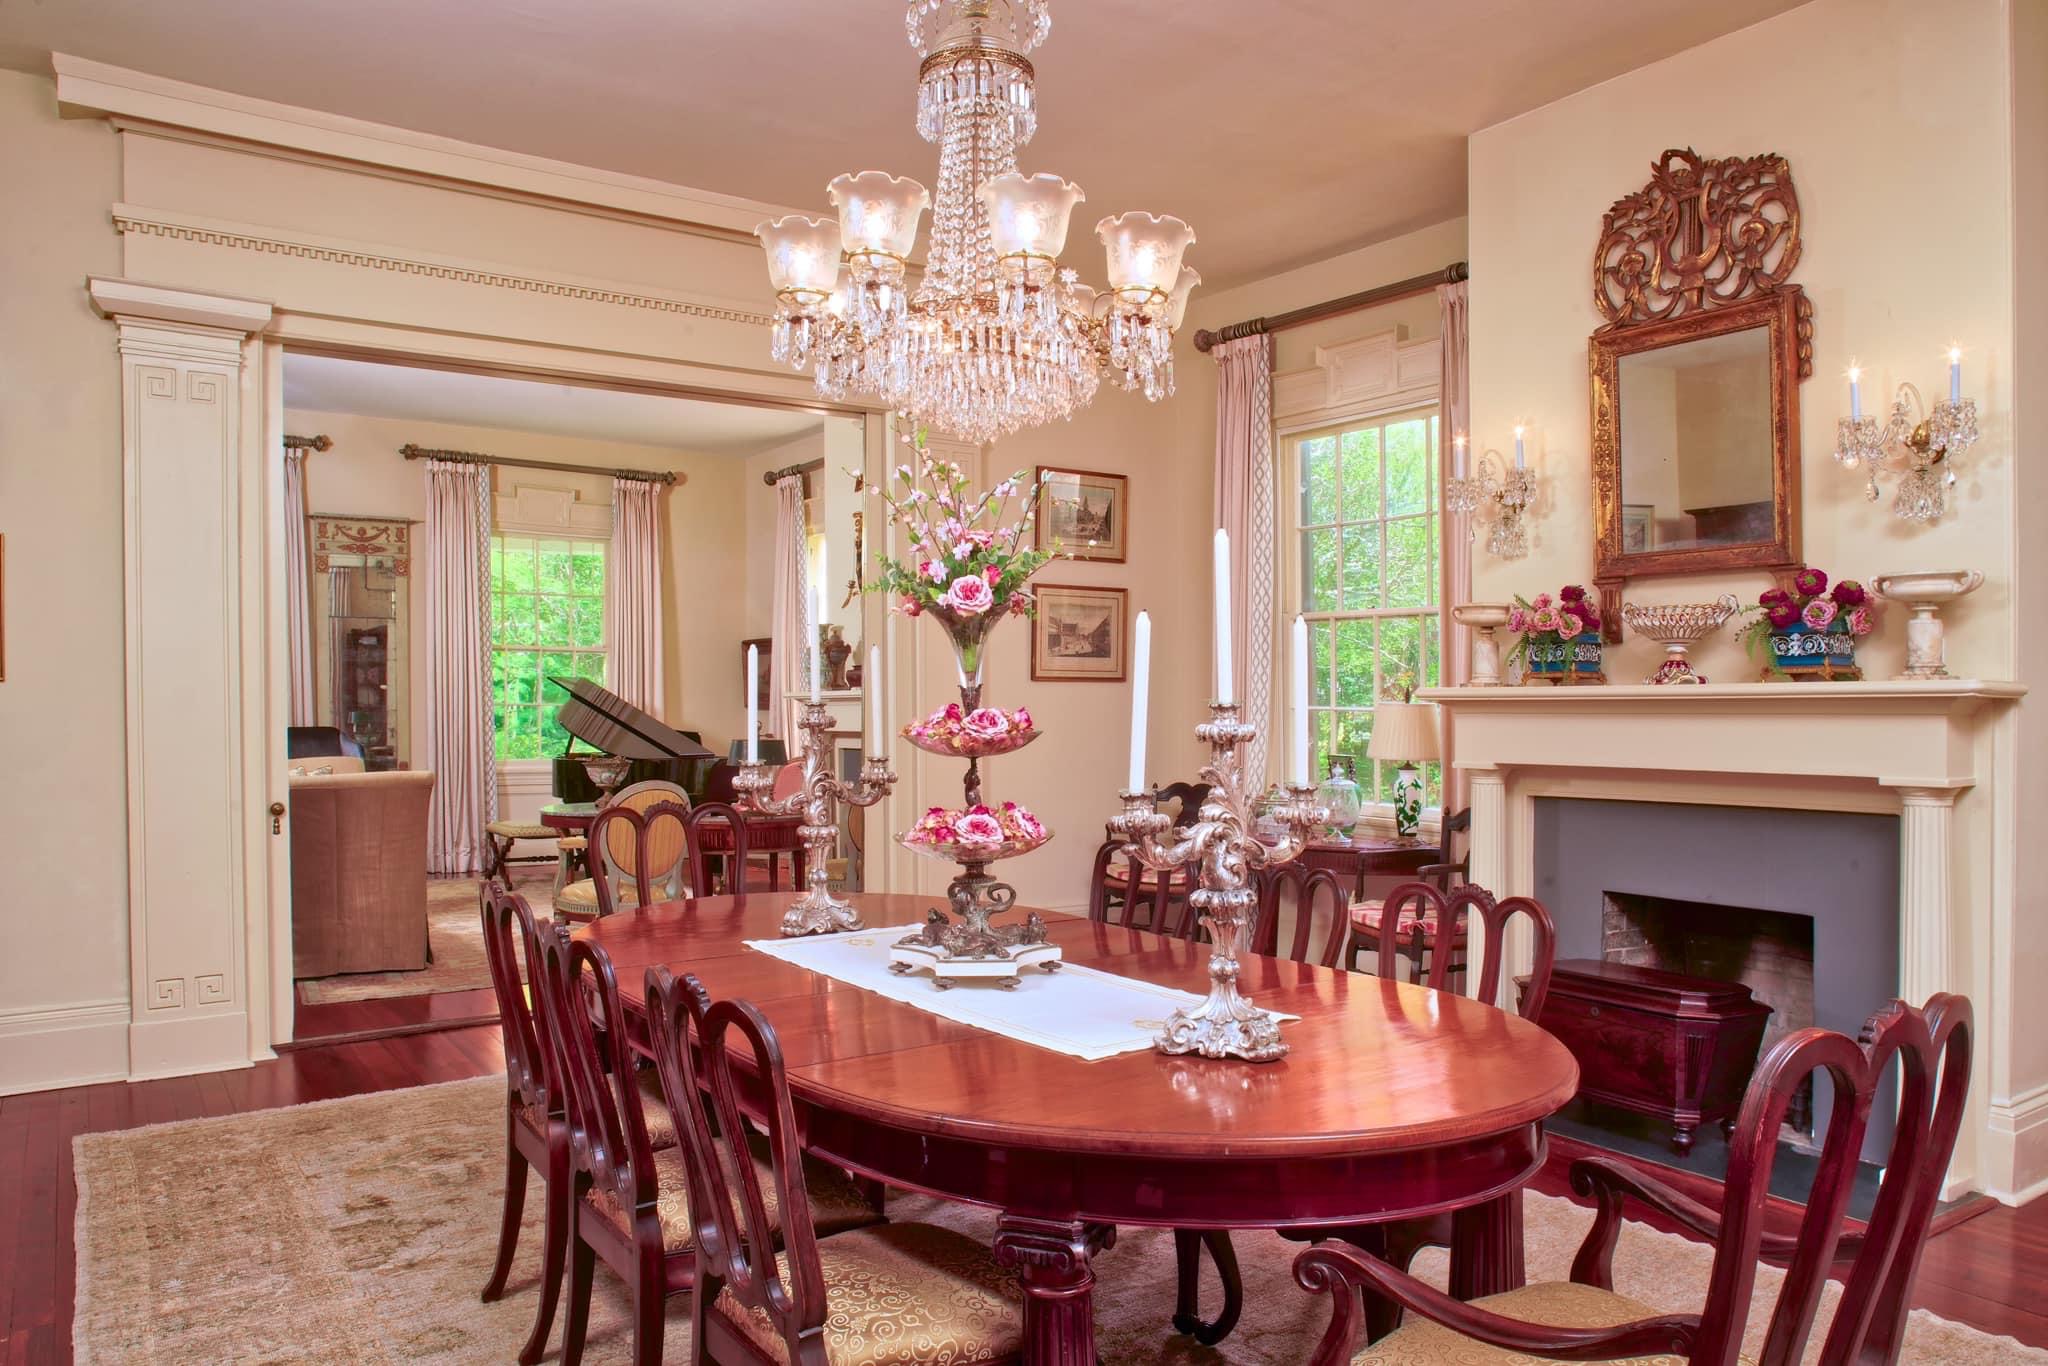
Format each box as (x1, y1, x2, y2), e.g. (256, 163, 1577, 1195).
(1030, 583, 1128, 682)
(742, 637, 773, 712)
(1621, 503, 1654, 554)
(1035, 465, 1128, 563)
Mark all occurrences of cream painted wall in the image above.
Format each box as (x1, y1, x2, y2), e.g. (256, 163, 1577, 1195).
(0, 70, 131, 1089)
(288, 407, 751, 751)
(1466, 0, 2037, 1196)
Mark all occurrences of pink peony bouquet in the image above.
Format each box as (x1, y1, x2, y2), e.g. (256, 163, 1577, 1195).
(1739, 566, 1876, 659)
(902, 701, 1038, 756)
(901, 800, 1050, 853)
(867, 431, 1055, 625)
(1503, 584, 1603, 669)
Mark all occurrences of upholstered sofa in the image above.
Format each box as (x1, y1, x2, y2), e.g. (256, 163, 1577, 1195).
(289, 769, 436, 977)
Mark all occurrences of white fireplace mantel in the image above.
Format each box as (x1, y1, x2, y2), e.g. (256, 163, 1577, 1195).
(1421, 677, 2025, 1199)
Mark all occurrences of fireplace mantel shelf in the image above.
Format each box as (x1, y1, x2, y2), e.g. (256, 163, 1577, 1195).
(1420, 679, 2023, 706)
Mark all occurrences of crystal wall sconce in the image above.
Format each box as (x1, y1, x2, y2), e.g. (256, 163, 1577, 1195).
(1834, 352, 1979, 524)
(1445, 429, 1536, 559)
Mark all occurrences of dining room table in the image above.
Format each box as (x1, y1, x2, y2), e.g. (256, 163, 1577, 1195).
(575, 889, 1578, 1366)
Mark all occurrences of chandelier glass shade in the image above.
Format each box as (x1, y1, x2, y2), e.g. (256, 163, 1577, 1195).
(756, 0, 1198, 443)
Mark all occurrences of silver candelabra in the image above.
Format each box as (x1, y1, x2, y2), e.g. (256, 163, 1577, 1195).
(1108, 703, 1325, 1062)
(734, 700, 896, 936)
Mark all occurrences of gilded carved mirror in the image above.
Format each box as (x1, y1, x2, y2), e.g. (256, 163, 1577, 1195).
(1590, 149, 1812, 639)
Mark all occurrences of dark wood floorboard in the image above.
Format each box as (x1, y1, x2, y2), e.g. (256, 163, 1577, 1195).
(6, 1017, 2044, 1364)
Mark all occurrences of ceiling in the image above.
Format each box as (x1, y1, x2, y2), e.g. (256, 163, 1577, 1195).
(0, 0, 1806, 286)
(283, 354, 825, 456)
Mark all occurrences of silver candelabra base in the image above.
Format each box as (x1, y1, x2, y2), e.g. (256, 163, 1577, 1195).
(734, 701, 895, 936)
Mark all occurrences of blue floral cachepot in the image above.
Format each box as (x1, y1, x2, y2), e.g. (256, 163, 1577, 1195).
(1768, 627, 1860, 680)
(1524, 631, 1606, 684)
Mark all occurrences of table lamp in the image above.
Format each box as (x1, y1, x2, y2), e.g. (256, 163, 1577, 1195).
(1366, 700, 1441, 840)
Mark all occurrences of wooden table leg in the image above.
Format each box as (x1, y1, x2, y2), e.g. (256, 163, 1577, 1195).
(1448, 1191, 1526, 1300)
(993, 1215, 1114, 1366)
(793, 846, 807, 887)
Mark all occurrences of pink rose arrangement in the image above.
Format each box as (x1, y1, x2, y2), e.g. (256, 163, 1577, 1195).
(868, 434, 1054, 625)
(902, 701, 1038, 756)
(1739, 566, 1877, 662)
(1504, 584, 1603, 670)
(901, 800, 1050, 854)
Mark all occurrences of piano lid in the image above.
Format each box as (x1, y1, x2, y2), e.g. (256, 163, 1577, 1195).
(551, 677, 713, 761)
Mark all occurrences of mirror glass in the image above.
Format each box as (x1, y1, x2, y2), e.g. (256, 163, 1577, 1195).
(312, 520, 411, 770)
(1615, 326, 1775, 553)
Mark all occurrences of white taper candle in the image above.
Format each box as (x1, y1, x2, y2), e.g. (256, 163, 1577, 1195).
(1213, 528, 1234, 706)
(866, 644, 884, 757)
(1452, 432, 1468, 479)
(1513, 425, 1526, 469)
(745, 644, 759, 763)
(1290, 615, 1309, 787)
(1128, 610, 1152, 793)
(1948, 347, 1962, 405)
(1849, 364, 1862, 421)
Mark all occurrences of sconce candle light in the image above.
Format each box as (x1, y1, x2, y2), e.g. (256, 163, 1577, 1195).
(1445, 429, 1536, 559)
(1834, 350, 1980, 523)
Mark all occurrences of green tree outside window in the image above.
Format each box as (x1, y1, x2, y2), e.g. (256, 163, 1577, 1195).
(490, 534, 607, 759)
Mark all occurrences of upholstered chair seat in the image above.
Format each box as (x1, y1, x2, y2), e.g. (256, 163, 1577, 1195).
(714, 1221, 1024, 1366)
(1348, 897, 1471, 943)
(1348, 1282, 1754, 1366)
(487, 820, 560, 841)
(588, 1140, 878, 1255)
(553, 877, 638, 919)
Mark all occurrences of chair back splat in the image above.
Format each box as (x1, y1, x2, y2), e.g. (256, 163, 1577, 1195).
(1371, 881, 1556, 1018)
(481, 883, 553, 1119)
(1251, 863, 1350, 968)
(533, 928, 660, 1229)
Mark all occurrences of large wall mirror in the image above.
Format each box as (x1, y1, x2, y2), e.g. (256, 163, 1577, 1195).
(311, 516, 412, 769)
(1589, 149, 1812, 637)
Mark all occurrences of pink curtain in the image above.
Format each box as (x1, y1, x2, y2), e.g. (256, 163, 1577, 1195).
(771, 474, 810, 744)
(1213, 334, 1276, 783)
(605, 476, 665, 716)
(283, 448, 315, 725)
(1438, 279, 1471, 818)
(422, 458, 496, 873)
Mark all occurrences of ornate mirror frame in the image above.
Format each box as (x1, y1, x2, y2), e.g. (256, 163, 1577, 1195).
(1589, 148, 1813, 640)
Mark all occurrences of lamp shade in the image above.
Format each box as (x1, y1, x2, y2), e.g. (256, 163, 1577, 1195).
(828, 172, 929, 258)
(979, 172, 1085, 260)
(755, 215, 841, 296)
(1096, 212, 1196, 296)
(1365, 701, 1441, 763)
(1167, 265, 1202, 330)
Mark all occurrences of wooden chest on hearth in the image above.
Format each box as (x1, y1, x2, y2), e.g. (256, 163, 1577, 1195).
(1526, 959, 1774, 1154)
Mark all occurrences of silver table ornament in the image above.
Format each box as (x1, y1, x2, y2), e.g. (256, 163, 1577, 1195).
(734, 700, 896, 936)
(1108, 703, 1326, 1062)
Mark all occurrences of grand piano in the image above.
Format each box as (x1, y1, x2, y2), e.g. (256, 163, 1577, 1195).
(550, 676, 717, 803)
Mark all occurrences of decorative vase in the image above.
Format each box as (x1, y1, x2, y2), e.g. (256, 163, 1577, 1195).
(1621, 594, 1739, 685)
(822, 625, 852, 690)
(1314, 759, 1363, 839)
(1451, 603, 1512, 686)
(1873, 570, 1983, 680)
(1523, 631, 1605, 685)
(1392, 764, 1423, 838)
(1767, 626, 1860, 681)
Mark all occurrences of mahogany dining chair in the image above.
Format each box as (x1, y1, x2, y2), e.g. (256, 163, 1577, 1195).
(1297, 992, 1973, 1366)
(644, 966, 1025, 1365)
(1086, 781, 1210, 937)
(478, 883, 571, 1366)
(555, 779, 690, 920)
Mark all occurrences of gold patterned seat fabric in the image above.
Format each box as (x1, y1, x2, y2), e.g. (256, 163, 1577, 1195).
(715, 1221, 1024, 1366)
(553, 878, 639, 916)
(588, 1140, 880, 1256)
(486, 820, 560, 841)
(1350, 1281, 1753, 1366)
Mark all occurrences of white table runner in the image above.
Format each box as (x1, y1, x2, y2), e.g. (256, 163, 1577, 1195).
(746, 924, 1260, 1061)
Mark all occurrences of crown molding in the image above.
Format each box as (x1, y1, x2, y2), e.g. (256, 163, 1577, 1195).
(110, 205, 774, 328)
(53, 53, 809, 240)
(86, 276, 274, 334)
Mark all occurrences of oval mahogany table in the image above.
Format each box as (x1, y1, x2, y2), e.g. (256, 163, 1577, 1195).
(577, 890, 1577, 1365)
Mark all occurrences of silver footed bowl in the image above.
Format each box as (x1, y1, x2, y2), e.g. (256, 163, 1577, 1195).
(1620, 594, 1739, 685)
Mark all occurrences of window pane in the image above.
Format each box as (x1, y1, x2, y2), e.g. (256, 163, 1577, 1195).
(1422, 615, 1441, 689)
(1386, 418, 1431, 516)
(503, 705, 540, 759)
(572, 597, 605, 649)
(1333, 619, 1373, 709)
(571, 549, 605, 596)
(540, 652, 575, 701)
(1300, 435, 1339, 526)
(539, 707, 570, 754)
(1340, 526, 1379, 611)
(1310, 708, 1333, 781)
(499, 595, 536, 646)
(1304, 528, 1340, 612)
(538, 542, 573, 593)
(1384, 517, 1432, 609)
(535, 594, 573, 647)
(496, 654, 538, 706)
(575, 652, 607, 683)
(1378, 615, 1422, 700)
(1332, 710, 1374, 796)
(1340, 427, 1380, 522)
(490, 594, 512, 645)
(501, 542, 537, 593)
(1310, 620, 1333, 706)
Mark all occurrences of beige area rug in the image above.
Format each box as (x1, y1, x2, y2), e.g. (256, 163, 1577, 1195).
(295, 870, 552, 1006)
(74, 1076, 2043, 1364)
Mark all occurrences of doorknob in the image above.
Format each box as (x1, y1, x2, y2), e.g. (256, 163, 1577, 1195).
(269, 801, 287, 834)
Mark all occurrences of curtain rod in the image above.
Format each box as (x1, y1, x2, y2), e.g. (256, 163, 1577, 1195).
(400, 442, 682, 486)
(284, 434, 332, 452)
(761, 458, 825, 487)
(1192, 262, 1468, 354)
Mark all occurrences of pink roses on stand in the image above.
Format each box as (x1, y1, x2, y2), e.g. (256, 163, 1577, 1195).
(902, 800, 1050, 855)
(902, 701, 1038, 756)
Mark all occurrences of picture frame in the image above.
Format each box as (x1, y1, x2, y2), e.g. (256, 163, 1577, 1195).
(1035, 465, 1129, 563)
(1621, 503, 1655, 553)
(741, 636, 773, 713)
(1029, 583, 1129, 682)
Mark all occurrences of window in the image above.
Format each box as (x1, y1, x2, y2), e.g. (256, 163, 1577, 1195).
(1292, 409, 1442, 803)
(490, 534, 607, 759)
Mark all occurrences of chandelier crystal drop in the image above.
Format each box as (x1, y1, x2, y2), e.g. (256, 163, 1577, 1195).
(756, 0, 1197, 444)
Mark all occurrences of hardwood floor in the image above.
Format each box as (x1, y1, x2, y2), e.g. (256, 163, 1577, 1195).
(3, 1022, 2044, 1364)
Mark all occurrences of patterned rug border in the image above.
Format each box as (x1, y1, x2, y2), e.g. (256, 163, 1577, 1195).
(69, 1076, 2048, 1363)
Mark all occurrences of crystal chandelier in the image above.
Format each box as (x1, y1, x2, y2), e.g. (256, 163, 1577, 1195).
(754, 0, 1199, 444)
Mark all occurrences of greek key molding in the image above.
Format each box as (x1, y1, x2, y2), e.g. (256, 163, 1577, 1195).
(111, 211, 774, 328)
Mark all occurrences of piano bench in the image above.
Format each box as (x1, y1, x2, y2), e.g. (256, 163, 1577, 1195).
(484, 820, 562, 890)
